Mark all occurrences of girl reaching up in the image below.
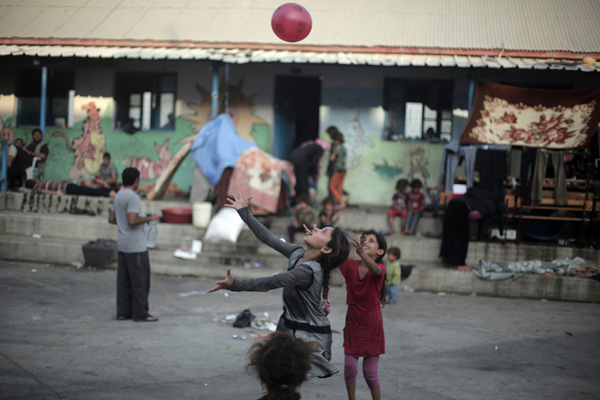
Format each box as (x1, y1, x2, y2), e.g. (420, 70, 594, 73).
(339, 230, 388, 400)
(208, 192, 350, 380)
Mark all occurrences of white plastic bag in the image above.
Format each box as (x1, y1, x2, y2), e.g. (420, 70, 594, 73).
(204, 207, 244, 243)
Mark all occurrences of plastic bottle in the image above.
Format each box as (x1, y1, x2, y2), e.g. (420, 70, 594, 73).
(145, 220, 158, 249)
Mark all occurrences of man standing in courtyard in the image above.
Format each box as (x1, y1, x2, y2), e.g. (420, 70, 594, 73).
(108, 167, 160, 322)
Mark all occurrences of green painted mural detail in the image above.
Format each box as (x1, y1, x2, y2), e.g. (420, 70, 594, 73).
(373, 159, 404, 180)
(316, 135, 444, 205)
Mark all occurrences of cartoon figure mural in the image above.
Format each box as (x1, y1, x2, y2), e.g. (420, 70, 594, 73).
(344, 110, 374, 169)
(124, 139, 173, 181)
(52, 102, 106, 180)
(408, 147, 430, 186)
(182, 80, 268, 146)
(0, 117, 14, 144)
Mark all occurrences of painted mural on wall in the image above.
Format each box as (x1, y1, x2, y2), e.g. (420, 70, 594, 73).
(52, 102, 107, 181)
(344, 110, 375, 169)
(319, 87, 442, 204)
(3, 79, 271, 197)
(124, 139, 172, 181)
(408, 147, 430, 185)
(182, 80, 270, 151)
(0, 117, 14, 144)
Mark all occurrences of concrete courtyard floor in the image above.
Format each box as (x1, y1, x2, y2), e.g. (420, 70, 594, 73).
(1, 260, 599, 400)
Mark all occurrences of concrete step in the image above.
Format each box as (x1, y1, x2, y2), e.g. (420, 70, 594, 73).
(0, 233, 288, 279)
(0, 191, 191, 216)
(1, 192, 445, 235)
(0, 211, 283, 250)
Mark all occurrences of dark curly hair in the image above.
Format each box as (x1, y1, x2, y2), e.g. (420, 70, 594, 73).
(247, 332, 318, 400)
(395, 179, 409, 192)
(361, 230, 388, 307)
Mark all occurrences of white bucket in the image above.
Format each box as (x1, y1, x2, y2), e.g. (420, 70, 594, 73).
(193, 202, 212, 228)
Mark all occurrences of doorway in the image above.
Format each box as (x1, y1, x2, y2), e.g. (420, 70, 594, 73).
(273, 75, 321, 159)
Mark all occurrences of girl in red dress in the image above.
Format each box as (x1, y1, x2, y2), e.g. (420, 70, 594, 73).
(340, 230, 388, 400)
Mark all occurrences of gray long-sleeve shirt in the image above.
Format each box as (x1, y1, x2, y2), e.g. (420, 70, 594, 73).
(229, 207, 338, 379)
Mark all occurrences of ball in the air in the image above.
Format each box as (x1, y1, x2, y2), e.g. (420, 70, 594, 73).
(271, 3, 312, 43)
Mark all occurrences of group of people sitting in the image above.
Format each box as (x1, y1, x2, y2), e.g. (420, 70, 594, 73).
(287, 194, 341, 244)
(6, 129, 119, 198)
(6, 128, 49, 190)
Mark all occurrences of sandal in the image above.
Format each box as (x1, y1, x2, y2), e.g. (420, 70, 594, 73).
(116, 316, 130, 321)
(134, 314, 159, 322)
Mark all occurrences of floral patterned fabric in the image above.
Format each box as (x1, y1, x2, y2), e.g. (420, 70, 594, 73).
(228, 148, 296, 214)
(461, 82, 600, 149)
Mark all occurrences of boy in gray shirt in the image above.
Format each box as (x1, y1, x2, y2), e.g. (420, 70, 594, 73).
(108, 167, 160, 322)
(93, 152, 118, 188)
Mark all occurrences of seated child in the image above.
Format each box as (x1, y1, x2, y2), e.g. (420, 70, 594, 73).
(319, 197, 340, 228)
(91, 152, 118, 188)
(388, 178, 408, 235)
(404, 179, 426, 235)
(287, 194, 315, 243)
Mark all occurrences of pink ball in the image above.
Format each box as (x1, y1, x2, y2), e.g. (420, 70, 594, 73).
(271, 3, 312, 43)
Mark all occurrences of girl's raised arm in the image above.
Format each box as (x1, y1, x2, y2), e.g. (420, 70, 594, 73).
(226, 193, 300, 258)
(352, 235, 383, 276)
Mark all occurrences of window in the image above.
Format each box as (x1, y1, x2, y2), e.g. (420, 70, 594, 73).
(383, 79, 453, 143)
(16, 69, 74, 127)
(115, 73, 177, 132)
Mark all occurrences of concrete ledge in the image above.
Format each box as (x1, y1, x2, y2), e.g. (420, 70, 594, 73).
(407, 266, 600, 302)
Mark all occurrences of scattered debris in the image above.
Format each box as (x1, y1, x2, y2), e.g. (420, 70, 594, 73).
(173, 248, 197, 260)
(32, 234, 41, 238)
(179, 290, 207, 297)
(399, 284, 414, 293)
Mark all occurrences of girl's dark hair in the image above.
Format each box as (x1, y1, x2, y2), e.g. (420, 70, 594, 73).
(320, 227, 350, 314)
(395, 179, 409, 191)
(247, 332, 318, 400)
(388, 246, 401, 260)
(321, 196, 334, 206)
(332, 131, 345, 144)
(325, 125, 340, 137)
(410, 178, 423, 189)
(362, 230, 388, 306)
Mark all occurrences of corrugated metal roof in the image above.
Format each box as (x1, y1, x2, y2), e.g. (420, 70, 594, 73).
(1, 44, 597, 72)
(0, 0, 599, 54)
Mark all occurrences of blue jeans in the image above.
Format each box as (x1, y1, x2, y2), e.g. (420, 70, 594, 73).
(386, 284, 399, 303)
(405, 211, 422, 231)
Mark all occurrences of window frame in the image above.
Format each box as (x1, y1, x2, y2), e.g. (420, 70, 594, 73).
(15, 68, 75, 128)
(383, 78, 454, 143)
(114, 72, 178, 132)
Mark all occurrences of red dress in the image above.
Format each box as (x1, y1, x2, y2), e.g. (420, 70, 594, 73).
(340, 258, 386, 357)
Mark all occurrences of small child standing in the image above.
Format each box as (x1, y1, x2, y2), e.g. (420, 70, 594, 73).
(340, 230, 388, 400)
(287, 195, 316, 243)
(328, 131, 347, 209)
(387, 179, 408, 235)
(403, 179, 426, 235)
(319, 197, 340, 228)
(385, 247, 401, 305)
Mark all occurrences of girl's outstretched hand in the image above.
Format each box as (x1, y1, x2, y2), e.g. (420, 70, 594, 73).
(352, 235, 365, 256)
(225, 192, 252, 210)
(207, 267, 234, 293)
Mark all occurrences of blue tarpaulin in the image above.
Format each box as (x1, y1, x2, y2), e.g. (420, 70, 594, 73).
(191, 114, 257, 186)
